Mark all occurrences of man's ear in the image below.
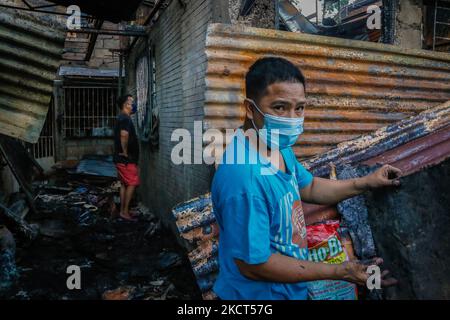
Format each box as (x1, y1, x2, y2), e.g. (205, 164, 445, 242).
(244, 99, 254, 120)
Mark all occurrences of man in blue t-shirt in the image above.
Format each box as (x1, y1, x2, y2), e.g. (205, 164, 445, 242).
(211, 57, 400, 300)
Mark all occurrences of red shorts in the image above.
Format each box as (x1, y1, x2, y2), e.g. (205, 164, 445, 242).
(116, 163, 140, 186)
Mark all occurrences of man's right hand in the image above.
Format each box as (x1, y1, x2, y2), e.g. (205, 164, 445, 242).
(338, 257, 398, 287)
(119, 153, 128, 158)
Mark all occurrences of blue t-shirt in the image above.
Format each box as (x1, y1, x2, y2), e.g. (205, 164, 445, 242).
(211, 128, 314, 300)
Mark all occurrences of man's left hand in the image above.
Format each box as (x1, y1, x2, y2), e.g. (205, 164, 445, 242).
(364, 164, 403, 189)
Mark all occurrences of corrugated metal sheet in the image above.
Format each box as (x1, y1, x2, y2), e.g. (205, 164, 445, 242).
(204, 23, 450, 159)
(173, 100, 450, 300)
(362, 126, 450, 175)
(172, 193, 218, 300)
(0, 7, 65, 143)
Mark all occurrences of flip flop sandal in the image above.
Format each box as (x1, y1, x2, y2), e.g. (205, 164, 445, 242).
(84, 204, 98, 212)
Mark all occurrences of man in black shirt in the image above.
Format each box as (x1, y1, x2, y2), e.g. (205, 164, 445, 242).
(114, 94, 140, 221)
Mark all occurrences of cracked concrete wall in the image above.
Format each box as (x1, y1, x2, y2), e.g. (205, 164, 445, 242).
(395, 0, 423, 49)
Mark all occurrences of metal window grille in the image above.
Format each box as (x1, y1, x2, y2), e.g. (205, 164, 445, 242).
(432, 0, 450, 50)
(32, 97, 55, 159)
(62, 86, 117, 138)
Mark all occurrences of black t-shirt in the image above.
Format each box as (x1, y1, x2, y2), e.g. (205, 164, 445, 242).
(114, 113, 139, 164)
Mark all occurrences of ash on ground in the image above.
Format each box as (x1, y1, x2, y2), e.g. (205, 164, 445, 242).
(0, 176, 201, 300)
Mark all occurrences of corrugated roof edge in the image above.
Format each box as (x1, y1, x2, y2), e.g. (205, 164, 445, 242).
(206, 23, 450, 63)
(0, 7, 66, 42)
(0, 7, 66, 142)
(203, 23, 450, 159)
(303, 100, 450, 178)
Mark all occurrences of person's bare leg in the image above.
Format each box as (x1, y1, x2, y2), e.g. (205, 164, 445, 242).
(122, 185, 136, 218)
(120, 183, 126, 215)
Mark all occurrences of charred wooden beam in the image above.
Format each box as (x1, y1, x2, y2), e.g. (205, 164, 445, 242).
(84, 19, 104, 61)
(69, 26, 147, 37)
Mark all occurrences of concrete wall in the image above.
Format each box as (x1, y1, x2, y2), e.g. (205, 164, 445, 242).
(64, 21, 121, 69)
(64, 139, 114, 160)
(394, 0, 424, 49)
(125, 0, 229, 224)
(35, 157, 55, 173)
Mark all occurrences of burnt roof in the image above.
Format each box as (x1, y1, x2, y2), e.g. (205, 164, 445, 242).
(47, 0, 143, 22)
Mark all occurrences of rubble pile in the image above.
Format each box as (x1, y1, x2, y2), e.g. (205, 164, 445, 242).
(34, 181, 120, 231)
(0, 173, 201, 300)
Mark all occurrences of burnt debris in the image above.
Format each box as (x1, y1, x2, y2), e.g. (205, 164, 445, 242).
(362, 159, 450, 300)
(0, 163, 201, 300)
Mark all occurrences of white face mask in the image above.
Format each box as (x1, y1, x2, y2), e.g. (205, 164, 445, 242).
(247, 98, 304, 149)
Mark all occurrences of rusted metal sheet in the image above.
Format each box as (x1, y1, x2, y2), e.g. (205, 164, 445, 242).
(303, 100, 450, 177)
(172, 193, 218, 300)
(204, 23, 450, 159)
(0, 7, 65, 143)
(363, 126, 450, 176)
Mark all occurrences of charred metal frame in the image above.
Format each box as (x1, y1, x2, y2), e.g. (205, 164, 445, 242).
(0, 2, 146, 37)
(69, 27, 147, 37)
(127, 0, 165, 53)
(84, 19, 104, 61)
(381, 0, 396, 44)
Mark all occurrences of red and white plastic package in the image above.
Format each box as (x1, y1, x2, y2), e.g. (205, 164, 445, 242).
(306, 220, 358, 300)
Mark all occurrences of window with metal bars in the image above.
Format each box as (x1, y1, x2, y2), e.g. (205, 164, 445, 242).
(424, 0, 450, 51)
(63, 86, 117, 138)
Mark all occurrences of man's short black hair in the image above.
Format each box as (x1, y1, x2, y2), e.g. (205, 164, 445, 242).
(118, 94, 133, 109)
(245, 57, 306, 103)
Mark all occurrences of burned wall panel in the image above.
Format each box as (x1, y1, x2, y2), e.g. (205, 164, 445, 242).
(364, 159, 450, 299)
